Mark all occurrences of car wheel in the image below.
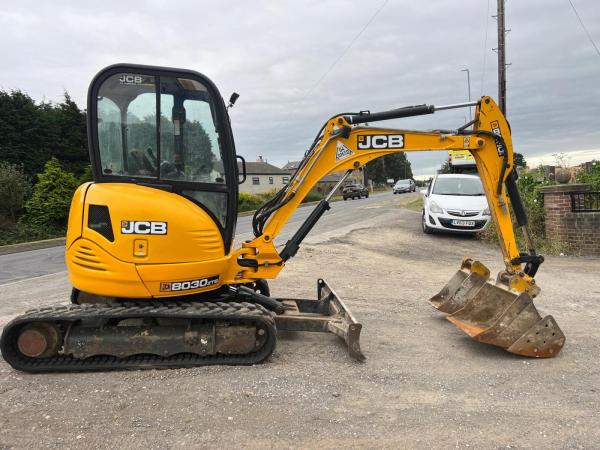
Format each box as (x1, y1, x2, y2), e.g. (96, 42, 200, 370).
(365, 193, 369, 198)
(344, 197, 347, 201)
(422, 211, 433, 234)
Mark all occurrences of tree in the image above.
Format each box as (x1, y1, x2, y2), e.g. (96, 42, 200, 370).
(25, 158, 80, 226)
(0, 90, 88, 177)
(0, 161, 30, 222)
(438, 157, 453, 174)
(366, 152, 413, 184)
(514, 152, 526, 168)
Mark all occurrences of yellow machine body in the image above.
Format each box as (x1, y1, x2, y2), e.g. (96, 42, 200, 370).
(67, 183, 228, 298)
(68, 96, 527, 299)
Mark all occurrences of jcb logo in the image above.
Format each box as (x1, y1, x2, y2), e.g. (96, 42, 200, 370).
(119, 74, 143, 85)
(121, 221, 168, 235)
(357, 134, 404, 150)
(490, 120, 505, 156)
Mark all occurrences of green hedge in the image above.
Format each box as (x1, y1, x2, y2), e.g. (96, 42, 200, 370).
(238, 189, 325, 213)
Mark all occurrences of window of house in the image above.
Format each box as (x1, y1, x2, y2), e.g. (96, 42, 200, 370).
(252, 176, 260, 185)
(268, 176, 274, 184)
(282, 176, 290, 184)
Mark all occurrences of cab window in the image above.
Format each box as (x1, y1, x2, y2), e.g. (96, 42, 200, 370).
(96, 73, 224, 184)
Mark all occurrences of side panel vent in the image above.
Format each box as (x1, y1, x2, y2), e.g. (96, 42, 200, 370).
(88, 205, 114, 242)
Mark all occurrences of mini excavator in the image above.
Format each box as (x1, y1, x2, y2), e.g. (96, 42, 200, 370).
(1, 64, 565, 372)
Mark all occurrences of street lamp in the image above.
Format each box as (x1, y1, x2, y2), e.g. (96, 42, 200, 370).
(461, 68, 472, 121)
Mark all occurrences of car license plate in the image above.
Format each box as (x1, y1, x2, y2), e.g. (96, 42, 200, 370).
(451, 219, 476, 227)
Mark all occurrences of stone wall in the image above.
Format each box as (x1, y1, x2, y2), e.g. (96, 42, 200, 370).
(540, 184, 600, 256)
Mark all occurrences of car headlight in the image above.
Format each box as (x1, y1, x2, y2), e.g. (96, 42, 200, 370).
(429, 200, 443, 214)
(482, 207, 490, 216)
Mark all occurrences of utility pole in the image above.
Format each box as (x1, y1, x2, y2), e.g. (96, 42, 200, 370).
(497, 0, 507, 115)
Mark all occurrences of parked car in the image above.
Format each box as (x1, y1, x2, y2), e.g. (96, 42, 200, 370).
(421, 174, 491, 234)
(393, 179, 416, 194)
(342, 183, 369, 200)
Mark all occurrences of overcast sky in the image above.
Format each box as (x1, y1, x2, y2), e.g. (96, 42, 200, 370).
(1, 0, 599, 176)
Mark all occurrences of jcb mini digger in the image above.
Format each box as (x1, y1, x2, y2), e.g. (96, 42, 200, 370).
(0, 64, 565, 372)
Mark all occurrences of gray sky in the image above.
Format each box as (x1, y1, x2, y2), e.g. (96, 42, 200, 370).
(1, 0, 599, 176)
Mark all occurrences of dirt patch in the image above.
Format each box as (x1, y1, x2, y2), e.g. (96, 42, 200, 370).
(1, 205, 599, 449)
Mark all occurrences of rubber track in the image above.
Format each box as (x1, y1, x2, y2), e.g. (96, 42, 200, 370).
(0, 301, 276, 373)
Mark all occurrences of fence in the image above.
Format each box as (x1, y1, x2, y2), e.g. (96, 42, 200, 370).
(570, 191, 600, 213)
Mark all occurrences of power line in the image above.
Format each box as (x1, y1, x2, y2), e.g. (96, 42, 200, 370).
(305, 0, 389, 95)
(568, 0, 600, 58)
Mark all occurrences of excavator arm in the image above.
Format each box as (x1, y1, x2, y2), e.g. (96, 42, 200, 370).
(228, 96, 564, 358)
(230, 97, 534, 285)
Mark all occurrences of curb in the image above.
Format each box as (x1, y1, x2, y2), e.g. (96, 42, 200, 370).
(0, 237, 66, 256)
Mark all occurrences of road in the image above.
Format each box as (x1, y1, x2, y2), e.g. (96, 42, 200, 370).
(0, 191, 405, 285)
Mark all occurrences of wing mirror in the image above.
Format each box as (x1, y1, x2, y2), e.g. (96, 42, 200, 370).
(420, 189, 428, 196)
(227, 92, 240, 111)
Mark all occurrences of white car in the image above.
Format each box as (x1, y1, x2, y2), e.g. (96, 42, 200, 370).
(421, 174, 491, 234)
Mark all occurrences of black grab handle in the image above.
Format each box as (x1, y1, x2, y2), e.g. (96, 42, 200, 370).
(345, 104, 435, 124)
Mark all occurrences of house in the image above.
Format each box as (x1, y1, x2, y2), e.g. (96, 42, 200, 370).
(238, 157, 290, 194)
(282, 160, 365, 195)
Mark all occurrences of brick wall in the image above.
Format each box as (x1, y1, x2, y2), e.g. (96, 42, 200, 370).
(540, 184, 600, 256)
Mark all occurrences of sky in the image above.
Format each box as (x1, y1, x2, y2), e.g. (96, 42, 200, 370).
(1, 0, 599, 177)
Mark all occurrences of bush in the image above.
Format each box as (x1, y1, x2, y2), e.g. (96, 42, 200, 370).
(238, 189, 326, 213)
(25, 157, 80, 226)
(238, 192, 264, 212)
(576, 160, 600, 190)
(0, 161, 30, 222)
(478, 168, 565, 253)
(0, 221, 65, 246)
(303, 191, 323, 203)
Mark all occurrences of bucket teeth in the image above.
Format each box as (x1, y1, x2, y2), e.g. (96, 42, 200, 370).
(431, 260, 565, 358)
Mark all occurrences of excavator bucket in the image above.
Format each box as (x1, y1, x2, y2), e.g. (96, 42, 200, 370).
(430, 259, 565, 357)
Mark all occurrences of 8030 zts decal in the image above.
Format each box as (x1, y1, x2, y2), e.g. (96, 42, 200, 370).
(357, 134, 404, 150)
(160, 276, 220, 292)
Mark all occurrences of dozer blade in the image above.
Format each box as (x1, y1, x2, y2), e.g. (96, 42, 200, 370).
(275, 279, 365, 361)
(430, 260, 565, 358)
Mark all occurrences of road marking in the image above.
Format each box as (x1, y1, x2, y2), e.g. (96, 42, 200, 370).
(0, 271, 68, 287)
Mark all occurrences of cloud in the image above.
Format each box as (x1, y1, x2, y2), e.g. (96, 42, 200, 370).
(1, 0, 598, 174)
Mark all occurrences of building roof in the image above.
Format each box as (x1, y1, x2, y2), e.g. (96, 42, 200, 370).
(240, 161, 288, 175)
(282, 161, 301, 171)
(214, 161, 288, 176)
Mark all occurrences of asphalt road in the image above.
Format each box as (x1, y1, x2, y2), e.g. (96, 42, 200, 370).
(0, 191, 407, 285)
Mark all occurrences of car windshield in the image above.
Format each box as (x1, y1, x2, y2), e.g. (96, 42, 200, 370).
(432, 177, 484, 196)
(396, 180, 410, 185)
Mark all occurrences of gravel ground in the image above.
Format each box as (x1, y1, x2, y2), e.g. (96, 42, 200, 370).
(1, 201, 599, 449)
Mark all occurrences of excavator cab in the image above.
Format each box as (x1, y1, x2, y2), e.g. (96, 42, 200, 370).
(87, 64, 240, 251)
